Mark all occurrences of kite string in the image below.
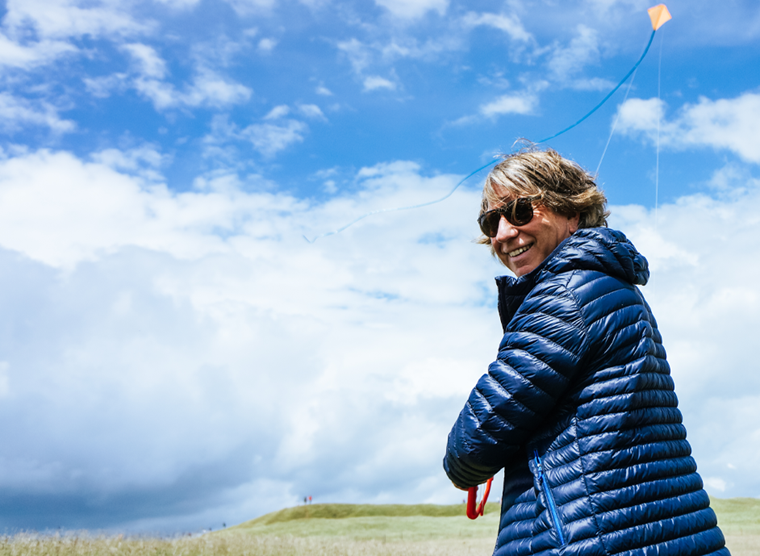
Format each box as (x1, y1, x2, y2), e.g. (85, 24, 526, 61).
(304, 28, 659, 243)
(537, 30, 655, 144)
(595, 67, 638, 177)
(303, 159, 497, 243)
(655, 27, 664, 221)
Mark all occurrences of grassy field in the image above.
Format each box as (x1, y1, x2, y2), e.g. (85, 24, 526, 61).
(708, 497, 760, 555)
(226, 502, 502, 540)
(0, 499, 757, 556)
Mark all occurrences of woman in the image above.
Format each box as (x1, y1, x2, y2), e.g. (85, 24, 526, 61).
(444, 148, 729, 556)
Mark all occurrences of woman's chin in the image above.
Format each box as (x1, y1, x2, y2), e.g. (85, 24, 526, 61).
(508, 256, 539, 277)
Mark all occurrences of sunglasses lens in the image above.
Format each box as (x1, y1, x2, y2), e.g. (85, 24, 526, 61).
(486, 212, 502, 237)
(478, 198, 535, 237)
(477, 212, 498, 237)
(510, 198, 534, 226)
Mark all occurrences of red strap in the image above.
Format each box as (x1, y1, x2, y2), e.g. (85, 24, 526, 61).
(466, 477, 494, 520)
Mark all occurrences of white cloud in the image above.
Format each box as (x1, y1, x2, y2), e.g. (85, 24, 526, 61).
(83, 73, 129, 98)
(462, 12, 533, 43)
(186, 34, 256, 70)
(616, 97, 663, 133)
(297, 0, 328, 7)
(704, 477, 727, 493)
(337, 38, 372, 74)
(585, 0, 646, 10)
(202, 114, 312, 159)
(479, 92, 536, 117)
(312, 166, 338, 185)
(706, 162, 756, 195)
(337, 36, 456, 91)
(374, 0, 448, 19)
(133, 78, 177, 110)
(0, 148, 493, 530)
(379, 37, 461, 62)
(182, 70, 253, 107)
(450, 89, 539, 126)
(363, 75, 396, 92)
(122, 43, 168, 79)
(0, 147, 759, 532)
(0, 0, 151, 73)
(547, 24, 600, 83)
(315, 85, 333, 96)
(0, 150, 255, 266)
(263, 105, 290, 120)
(258, 38, 276, 52)
(82, 43, 251, 109)
(616, 92, 760, 164)
(568, 76, 616, 91)
(90, 145, 167, 182)
(241, 120, 308, 157)
(3, 0, 150, 40)
(223, 0, 276, 15)
(297, 104, 326, 120)
(0, 92, 75, 133)
(0, 33, 76, 69)
(0, 362, 9, 398)
(134, 69, 252, 110)
(153, 0, 202, 9)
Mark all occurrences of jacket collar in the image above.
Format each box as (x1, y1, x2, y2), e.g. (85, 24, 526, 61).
(495, 227, 649, 331)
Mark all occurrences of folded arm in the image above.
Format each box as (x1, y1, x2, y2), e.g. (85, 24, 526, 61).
(444, 283, 589, 488)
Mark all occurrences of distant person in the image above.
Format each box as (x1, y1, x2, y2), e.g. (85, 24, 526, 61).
(444, 147, 729, 556)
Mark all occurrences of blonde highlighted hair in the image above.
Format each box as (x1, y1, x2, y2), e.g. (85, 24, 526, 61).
(478, 145, 609, 247)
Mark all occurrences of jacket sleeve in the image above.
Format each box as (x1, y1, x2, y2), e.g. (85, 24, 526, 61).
(444, 281, 590, 488)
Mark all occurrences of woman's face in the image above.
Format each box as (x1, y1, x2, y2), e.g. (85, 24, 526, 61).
(489, 187, 579, 277)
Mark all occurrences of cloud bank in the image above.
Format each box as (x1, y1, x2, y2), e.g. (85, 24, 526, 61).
(0, 146, 757, 532)
(616, 92, 760, 164)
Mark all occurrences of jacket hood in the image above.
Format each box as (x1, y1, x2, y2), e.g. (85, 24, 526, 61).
(496, 227, 649, 330)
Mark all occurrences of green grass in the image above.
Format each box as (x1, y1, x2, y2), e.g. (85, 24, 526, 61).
(225, 503, 501, 541)
(0, 534, 498, 556)
(710, 497, 760, 535)
(236, 503, 501, 525)
(709, 497, 760, 554)
(227, 498, 760, 537)
(220, 499, 760, 555)
(0, 499, 757, 556)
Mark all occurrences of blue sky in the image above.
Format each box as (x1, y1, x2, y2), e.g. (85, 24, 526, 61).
(1, 0, 759, 534)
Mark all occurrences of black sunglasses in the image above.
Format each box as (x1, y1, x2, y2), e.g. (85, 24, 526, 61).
(477, 197, 537, 237)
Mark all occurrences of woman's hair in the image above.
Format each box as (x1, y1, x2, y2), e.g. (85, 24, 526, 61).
(477, 145, 609, 246)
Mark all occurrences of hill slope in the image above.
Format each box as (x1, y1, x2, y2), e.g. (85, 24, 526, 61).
(710, 497, 760, 534)
(236, 503, 501, 527)
(225, 503, 501, 541)
(222, 498, 760, 547)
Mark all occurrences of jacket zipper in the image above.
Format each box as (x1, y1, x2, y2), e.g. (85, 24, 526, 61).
(534, 450, 567, 547)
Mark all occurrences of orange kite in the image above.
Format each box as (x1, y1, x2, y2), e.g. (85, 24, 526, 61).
(648, 4, 672, 31)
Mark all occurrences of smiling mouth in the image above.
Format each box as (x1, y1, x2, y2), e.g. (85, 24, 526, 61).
(507, 244, 533, 258)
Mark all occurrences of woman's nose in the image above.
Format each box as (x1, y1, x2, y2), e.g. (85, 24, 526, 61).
(495, 215, 518, 241)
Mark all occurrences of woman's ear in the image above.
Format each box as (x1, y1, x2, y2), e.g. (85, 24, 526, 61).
(569, 212, 580, 234)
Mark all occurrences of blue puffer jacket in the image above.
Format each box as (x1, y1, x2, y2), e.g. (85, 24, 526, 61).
(444, 228, 729, 556)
